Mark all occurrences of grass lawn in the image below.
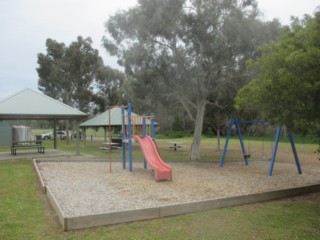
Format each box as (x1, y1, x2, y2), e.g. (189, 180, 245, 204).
(0, 136, 319, 239)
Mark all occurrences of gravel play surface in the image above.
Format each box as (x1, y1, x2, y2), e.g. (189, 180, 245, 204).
(36, 160, 320, 217)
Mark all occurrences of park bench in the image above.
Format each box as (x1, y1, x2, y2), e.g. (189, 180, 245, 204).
(11, 141, 45, 155)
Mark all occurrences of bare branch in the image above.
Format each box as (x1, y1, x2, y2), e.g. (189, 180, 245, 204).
(206, 101, 227, 109)
(152, 39, 173, 50)
(177, 95, 196, 122)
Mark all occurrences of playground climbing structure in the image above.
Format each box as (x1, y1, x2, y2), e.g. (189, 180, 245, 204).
(117, 103, 172, 181)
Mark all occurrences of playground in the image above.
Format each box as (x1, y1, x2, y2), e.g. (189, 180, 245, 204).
(1, 99, 318, 231)
(0, 136, 320, 239)
(30, 105, 320, 230)
(34, 150, 320, 230)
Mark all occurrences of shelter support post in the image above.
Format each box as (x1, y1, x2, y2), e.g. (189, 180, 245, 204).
(53, 120, 57, 149)
(82, 128, 86, 147)
(103, 127, 107, 142)
(76, 122, 80, 156)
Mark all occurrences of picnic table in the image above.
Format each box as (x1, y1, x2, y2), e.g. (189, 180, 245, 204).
(168, 142, 183, 151)
(99, 142, 121, 151)
(11, 140, 45, 155)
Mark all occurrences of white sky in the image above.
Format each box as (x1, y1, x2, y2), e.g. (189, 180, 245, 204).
(0, 0, 319, 98)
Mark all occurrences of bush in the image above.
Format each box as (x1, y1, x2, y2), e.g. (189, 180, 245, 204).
(157, 131, 191, 139)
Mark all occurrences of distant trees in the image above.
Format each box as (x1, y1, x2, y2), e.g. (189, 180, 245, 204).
(235, 10, 320, 131)
(37, 36, 101, 112)
(103, 0, 281, 160)
(37, 36, 125, 114)
(93, 65, 126, 113)
(35, 2, 320, 159)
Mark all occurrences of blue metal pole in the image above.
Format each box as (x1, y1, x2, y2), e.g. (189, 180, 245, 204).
(143, 114, 147, 169)
(121, 105, 126, 169)
(288, 131, 303, 174)
(128, 103, 133, 173)
(269, 126, 281, 176)
(151, 113, 155, 139)
(143, 114, 147, 137)
(235, 119, 249, 165)
(220, 118, 235, 167)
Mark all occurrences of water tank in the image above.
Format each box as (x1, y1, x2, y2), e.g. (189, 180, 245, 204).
(12, 125, 32, 142)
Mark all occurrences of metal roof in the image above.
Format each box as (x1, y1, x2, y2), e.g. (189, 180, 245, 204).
(80, 107, 154, 127)
(0, 88, 87, 120)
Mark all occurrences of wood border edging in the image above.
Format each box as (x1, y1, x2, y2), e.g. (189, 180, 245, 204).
(33, 160, 320, 231)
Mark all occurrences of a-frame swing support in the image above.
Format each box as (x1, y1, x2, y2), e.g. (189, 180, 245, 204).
(220, 118, 249, 167)
(220, 118, 302, 176)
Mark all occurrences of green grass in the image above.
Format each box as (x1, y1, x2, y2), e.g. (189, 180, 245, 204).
(0, 136, 319, 239)
(0, 161, 50, 239)
(1, 134, 317, 163)
(0, 159, 319, 239)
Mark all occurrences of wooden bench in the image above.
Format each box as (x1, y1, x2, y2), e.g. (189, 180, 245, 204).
(11, 141, 45, 155)
(99, 142, 121, 151)
(99, 146, 121, 151)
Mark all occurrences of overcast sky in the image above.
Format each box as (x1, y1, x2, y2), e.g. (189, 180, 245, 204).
(0, 0, 319, 99)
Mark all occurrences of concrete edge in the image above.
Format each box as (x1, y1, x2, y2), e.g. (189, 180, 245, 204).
(66, 207, 160, 230)
(33, 159, 46, 193)
(46, 186, 67, 231)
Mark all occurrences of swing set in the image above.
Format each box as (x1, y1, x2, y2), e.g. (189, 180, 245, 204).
(220, 118, 303, 176)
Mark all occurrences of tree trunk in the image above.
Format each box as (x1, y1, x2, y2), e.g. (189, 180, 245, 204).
(217, 128, 221, 151)
(64, 91, 71, 145)
(189, 100, 206, 161)
(216, 111, 221, 151)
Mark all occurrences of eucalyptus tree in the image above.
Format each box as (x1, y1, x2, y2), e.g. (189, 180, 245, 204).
(104, 0, 278, 160)
(37, 36, 101, 112)
(92, 65, 126, 112)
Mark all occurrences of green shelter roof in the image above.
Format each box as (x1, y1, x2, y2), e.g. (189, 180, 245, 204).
(80, 108, 138, 127)
(0, 88, 87, 120)
(80, 107, 155, 127)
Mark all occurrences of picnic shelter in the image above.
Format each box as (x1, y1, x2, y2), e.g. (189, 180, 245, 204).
(0, 88, 87, 153)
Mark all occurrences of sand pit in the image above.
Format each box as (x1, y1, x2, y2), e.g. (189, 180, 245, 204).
(36, 160, 320, 218)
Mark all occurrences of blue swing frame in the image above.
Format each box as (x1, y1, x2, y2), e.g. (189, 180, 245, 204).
(220, 118, 302, 176)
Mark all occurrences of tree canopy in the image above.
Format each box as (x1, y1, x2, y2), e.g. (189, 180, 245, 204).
(235, 10, 320, 131)
(103, 0, 281, 160)
(37, 36, 125, 114)
(92, 65, 126, 114)
(37, 36, 101, 113)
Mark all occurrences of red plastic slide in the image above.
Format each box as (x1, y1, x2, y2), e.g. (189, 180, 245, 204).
(134, 135, 172, 181)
